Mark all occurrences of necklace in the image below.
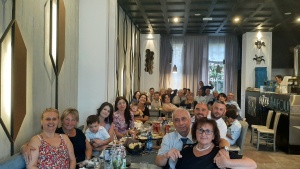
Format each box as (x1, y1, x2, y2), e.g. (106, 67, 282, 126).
(196, 143, 213, 152)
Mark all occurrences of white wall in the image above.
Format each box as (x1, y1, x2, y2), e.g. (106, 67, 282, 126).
(271, 68, 293, 77)
(140, 34, 161, 93)
(78, 0, 117, 126)
(0, 0, 79, 160)
(240, 32, 272, 118)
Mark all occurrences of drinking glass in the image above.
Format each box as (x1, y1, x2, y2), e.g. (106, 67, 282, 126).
(126, 155, 132, 167)
(112, 158, 122, 169)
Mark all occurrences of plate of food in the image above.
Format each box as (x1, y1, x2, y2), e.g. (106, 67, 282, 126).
(126, 142, 144, 155)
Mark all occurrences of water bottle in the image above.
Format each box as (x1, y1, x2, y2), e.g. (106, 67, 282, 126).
(104, 149, 112, 169)
(112, 147, 122, 169)
(146, 129, 153, 152)
(120, 144, 126, 169)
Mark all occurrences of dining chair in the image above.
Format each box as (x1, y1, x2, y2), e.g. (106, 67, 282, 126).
(229, 120, 249, 155)
(251, 110, 274, 145)
(256, 112, 281, 151)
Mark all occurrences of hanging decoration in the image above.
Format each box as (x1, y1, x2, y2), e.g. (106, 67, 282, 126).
(253, 54, 265, 64)
(144, 49, 154, 74)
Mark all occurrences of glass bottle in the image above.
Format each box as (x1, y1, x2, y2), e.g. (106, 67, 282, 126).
(146, 128, 153, 152)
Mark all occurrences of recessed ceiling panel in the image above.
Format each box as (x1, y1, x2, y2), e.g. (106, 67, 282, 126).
(119, 0, 300, 34)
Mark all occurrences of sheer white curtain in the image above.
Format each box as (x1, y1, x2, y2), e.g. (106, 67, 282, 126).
(159, 36, 173, 88)
(170, 37, 184, 90)
(183, 36, 209, 93)
(224, 36, 239, 95)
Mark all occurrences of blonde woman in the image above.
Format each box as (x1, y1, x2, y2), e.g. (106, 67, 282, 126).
(26, 108, 76, 169)
(22, 108, 92, 165)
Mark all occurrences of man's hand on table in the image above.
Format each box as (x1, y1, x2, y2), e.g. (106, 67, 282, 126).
(164, 148, 182, 161)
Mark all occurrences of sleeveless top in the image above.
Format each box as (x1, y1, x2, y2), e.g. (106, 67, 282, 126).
(37, 134, 70, 169)
(104, 123, 111, 131)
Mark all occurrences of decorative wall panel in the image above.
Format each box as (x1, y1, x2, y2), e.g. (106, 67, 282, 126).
(12, 21, 27, 140)
(57, 0, 65, 74)
(117, 6, 140, 101)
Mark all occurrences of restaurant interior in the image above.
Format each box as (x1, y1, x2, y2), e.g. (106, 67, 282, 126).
(1, 0, 300, 168)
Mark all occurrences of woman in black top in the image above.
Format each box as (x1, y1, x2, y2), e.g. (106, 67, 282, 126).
(176, 118, 257, 169)
(180, 92, 197, 109)
(56, 108, 92, 163)
(134, 93, 150, 123)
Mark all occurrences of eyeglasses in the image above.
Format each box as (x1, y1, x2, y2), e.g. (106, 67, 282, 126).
(196, 128, 213, 135)
(117, 101, 126, 105)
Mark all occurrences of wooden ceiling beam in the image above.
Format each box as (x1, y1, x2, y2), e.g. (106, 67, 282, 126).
(235, 3, 267, 32)
(199, 0, 217, 33)
(160, 0, 170, 34)
(183, 0, 191, 35)
(215, 0, 246, 33)
(134, 0, 154, 33)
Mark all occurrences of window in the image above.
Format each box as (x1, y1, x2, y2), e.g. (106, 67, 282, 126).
(208, 37, 225, 93)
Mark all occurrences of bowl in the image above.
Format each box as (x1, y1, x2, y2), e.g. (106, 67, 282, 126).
(126, 144, 144, 155)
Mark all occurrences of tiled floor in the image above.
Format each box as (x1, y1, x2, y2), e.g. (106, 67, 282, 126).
(243, 129, 300, 169)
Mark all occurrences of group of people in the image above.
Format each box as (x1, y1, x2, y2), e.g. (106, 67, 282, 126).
(22, 96, 142, 169)
(21, 80, 255, 168)
(134, 80, 242, 120)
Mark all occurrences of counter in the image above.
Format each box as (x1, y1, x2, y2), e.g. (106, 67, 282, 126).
(245, 89, 300, 154)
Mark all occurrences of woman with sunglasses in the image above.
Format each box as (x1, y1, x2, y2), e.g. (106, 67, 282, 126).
(176, 118, 256, 169)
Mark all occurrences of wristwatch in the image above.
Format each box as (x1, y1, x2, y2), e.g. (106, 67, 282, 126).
(220, 146, 229, 152)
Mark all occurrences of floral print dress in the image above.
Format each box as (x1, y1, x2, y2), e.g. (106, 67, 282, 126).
(113, 111, 134, 134)
(37, 134, 69, 169)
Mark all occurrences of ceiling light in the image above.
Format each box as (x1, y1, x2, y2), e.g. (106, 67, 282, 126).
(172, 65, 177, 73)
(297, 18, 300, 22)
(195, 13, 201, 16)
(203, 17, 212, 21)
(234, 17, 240, 22)
(147, 33, 153, 39)
(257, 31, 262, 40)
(173, 17, 179, 22)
